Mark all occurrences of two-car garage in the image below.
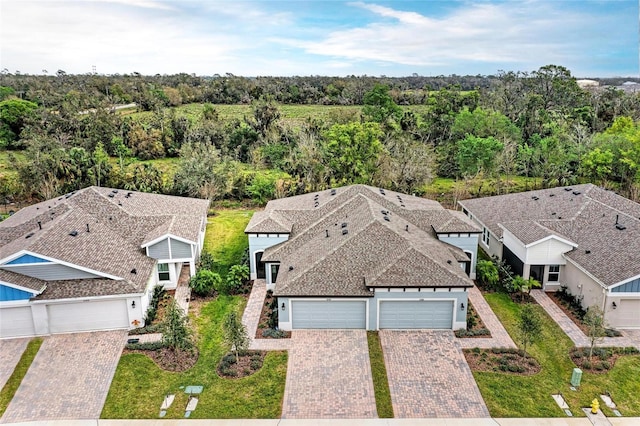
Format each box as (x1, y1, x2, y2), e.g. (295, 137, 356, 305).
(285, 297, 458, 330)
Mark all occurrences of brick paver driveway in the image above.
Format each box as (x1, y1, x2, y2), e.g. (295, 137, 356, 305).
(282, 330, 377, 419)
(380, 330, 489, 418)
(1, 330, 126, 424)
(0, 338, 30, 391)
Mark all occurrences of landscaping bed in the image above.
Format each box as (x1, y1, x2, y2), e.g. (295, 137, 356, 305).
(256, 290, 290, 339)
(455, 301, 491, 338)
(570, 347, 639, 373)
(464, 347, 541, 375)
(218, 351, 266, 378)
(124, 347, 198, 372)
(549, 289, 622, 337)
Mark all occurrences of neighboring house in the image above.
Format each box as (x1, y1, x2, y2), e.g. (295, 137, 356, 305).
(0, 186, 209, 338)
(459, 184, 640, 328)
(245, 185, 480, 331)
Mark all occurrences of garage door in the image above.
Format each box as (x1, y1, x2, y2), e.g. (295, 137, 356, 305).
(379, 300, 453, 329)
(0, 306, 35, 338)
(292, 300, 366, 329)
(617, 299, 640, 328)
(48, 299, 129, 334)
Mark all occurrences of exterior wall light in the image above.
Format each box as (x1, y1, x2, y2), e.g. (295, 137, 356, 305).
(460, 302, 465, 310)
(612, 301, 617, 309)
(131, 300, 136, 309)
(281, 302, 286, 311)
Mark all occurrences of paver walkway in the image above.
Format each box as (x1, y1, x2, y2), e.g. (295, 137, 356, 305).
(1, 330, 126, 424)
(243, 279, 291, 351)
(282, 330, 377, 419)
(458, 286, 517, 349)
(531, 290, 640, 350)
(0, 338, 30, 391)
(380, 330, 490, 418)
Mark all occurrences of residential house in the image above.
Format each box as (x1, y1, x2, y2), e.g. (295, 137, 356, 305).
(0, 186, 209, 338)
(245, 185, 480, 330)
(459, 184, 640, 328)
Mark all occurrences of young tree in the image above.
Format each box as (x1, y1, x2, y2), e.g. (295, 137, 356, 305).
(583, 306, 606, 360)
(160, 299, 194, 352)
(223, 311, 249, 360)
(518, 303, 543, 357)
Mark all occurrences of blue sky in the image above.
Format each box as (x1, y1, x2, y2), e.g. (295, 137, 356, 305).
(1, 0, 638, 77)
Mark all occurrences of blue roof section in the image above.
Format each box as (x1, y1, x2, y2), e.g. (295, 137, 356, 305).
(5, 254, 51, 265)
(0, 284, 34, 301)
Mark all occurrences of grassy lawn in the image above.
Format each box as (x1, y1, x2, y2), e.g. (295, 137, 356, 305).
(473, 292, 640, 417)
(367, 331, 393, 418)
(204, 209, 254, 277)
(101, 296, 287, 418)
(0, 338, 43, 417)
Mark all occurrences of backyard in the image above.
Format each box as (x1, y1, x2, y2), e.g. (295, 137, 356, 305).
(101, 209, 289, 419)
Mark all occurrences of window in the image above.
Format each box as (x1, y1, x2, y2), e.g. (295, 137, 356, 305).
(270, 264, 280, 284)
(157, 263, 170, 281)
(482, 227, 490, 246)
(548, 265, 560, 282)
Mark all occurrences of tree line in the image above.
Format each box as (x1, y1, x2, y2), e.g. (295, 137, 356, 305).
(1, 65, 639, 206)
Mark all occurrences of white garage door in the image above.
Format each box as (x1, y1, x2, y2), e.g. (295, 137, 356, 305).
(292, 300, 366, 329)
(48, 299, 129, 334)
(379, 300, 453, 329)
(617, 299, 640, 328)
(0, 306, 35, 338)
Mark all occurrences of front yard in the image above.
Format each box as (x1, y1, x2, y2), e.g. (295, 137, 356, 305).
(102, 208, 289, 419)
(472, 292, 640, 417)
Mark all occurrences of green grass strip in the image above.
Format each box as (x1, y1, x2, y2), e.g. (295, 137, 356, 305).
(367, 331, 394, 418)
(0, 338, 43, 417)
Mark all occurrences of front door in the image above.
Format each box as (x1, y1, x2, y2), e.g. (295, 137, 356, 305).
(529, 265, 545, 282)
(255, 251, 266, 279)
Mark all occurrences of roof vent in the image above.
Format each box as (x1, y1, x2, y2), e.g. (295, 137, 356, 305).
(112, 189, 118, 194)
(314, 201, 319, 208)
(130, 268, 137, 274)
(69, 230, 78, 237)
(125, 192, 132, 198)
(572, 191, 581, 195)
(383, 216, 390, 222)
(342, 229, 348, 235)
(108, 193, 115, 198)
(288, 266, 294, 271)
(379, 188, 386, 195)
(86, 223, 90, 233)
(551, 212, 556, 216)
(330, 189, 336, 195)
(118, 201, 122, 206)
(564, 187, 572, 191)
(400, 203, 406, 208)
(532, 196, 539, 201)
(585, 250, 591, 254)
(314, 194, 319, 199)
(25, 232, 34, 239)
(616, 224, 626, 231)
(325, 229, 329, 238)
(37, 221, 42, 230)
(549, 194, 555, 197)
(405, 224, 409, 232)
(341, 222, 347, 228)
(447, 260, 452, 264)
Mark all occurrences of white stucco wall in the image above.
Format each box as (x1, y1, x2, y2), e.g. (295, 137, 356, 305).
(248, 234, 289, 280)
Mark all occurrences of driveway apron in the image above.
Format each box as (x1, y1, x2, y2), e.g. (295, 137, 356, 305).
(0, 338, 30, 391)
(282, 330, 377, 419)
(380, 330, 490, 418)
(1, 330, 126, 424)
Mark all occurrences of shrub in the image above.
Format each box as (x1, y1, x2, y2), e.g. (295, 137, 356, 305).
(467, 314, 478, 329)
(190, 269, 222, 296)
(128, 323, 162, 335)
(144, 285, 166, 324)
(261, 328, 286, 338)
(605, 328, 622, 337)
(197, 251, 215, 271)
(250, 360, 261, 370)
(125, 341, 165, 351)
(225, 264, 250, 294)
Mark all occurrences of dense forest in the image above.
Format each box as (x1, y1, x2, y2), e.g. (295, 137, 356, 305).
(1, 65, 639, 209)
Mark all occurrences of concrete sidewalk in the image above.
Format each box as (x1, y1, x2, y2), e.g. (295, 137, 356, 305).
(4, 417, 640, 425)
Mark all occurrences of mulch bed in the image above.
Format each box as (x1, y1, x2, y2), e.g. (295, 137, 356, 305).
(464, 347, 541, 375)
(124, 347, 199, 372)
(547, 291, 590, 333)
(255, 292, 291, 339)
(509, 292, 537, 304)
(456, 301, 492, 338)
(570, 347, 639, 373)
(218, 350, 266, 378)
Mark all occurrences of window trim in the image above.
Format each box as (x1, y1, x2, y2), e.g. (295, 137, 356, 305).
(548, 264, 560, 282)
(482, 227, 490, 246)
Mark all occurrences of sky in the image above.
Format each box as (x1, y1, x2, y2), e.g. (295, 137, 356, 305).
(0, 0, 638, 78)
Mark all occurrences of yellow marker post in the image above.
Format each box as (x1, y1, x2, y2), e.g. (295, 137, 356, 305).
(591, 398, 600, 414)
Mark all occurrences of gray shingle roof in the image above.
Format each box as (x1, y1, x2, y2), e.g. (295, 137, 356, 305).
(459, 184, 640, 287)
(0, 186, 209, 299)
(253, 185, 474, 297)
